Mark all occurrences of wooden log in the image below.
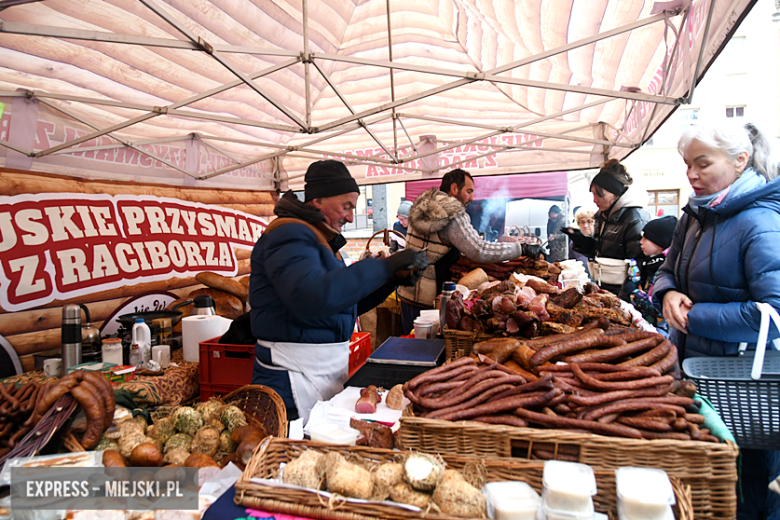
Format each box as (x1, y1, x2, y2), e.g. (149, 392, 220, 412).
(216, 204, 275, 217)
(9, 321, 105, 356)
(0, 168, 274, 205)
(0, 297, 128, 338)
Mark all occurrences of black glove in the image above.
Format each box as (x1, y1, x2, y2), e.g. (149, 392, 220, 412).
(560, 227, 596, 252)
(521, 243, 544, 259)
(384, 249, 429, 286)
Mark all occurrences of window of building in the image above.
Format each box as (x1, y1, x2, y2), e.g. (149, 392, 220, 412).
(680, 109, 699, 135)
(648, 190, 679, 218)
(724, 37, 746, 74)
(726, 106, 745, 118)
(342, 185, 373, 232)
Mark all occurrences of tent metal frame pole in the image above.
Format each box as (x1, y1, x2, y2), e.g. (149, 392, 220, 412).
(36, 98, 195, 177)
(138, 0, 308, 131)
(309, 60, 394, 157)
(302, 0, 312, 129)
(386, 0, 398, 162)
(201, 147, 290, 179)
(0, 21, 301, 56)
(687, 0, 718, 104)
(200, 141, 275, 181)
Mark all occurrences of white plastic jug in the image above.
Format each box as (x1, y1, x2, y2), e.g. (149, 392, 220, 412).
(131, 319, 151, 365)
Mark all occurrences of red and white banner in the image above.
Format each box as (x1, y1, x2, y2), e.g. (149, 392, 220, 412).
(0, 193, 267, 311)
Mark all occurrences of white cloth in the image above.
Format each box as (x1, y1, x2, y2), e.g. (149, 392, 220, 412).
(256, 339, 350, 423)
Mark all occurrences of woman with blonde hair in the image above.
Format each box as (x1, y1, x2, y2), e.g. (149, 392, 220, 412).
(652, 122, 780, 520)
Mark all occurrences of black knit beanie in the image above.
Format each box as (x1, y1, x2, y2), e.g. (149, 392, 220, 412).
(642, 215, 678, 250)
(590, 170, 628, 196)
(304, 160, 360, 202)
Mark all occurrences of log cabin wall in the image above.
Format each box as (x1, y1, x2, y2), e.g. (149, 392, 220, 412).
(0, 168, 275, 372)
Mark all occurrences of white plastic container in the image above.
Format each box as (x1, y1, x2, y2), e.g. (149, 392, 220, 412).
(419, 310, 441, 335)
(542, 460, 597, 513)
(483, 481, 540, 520)
(414, 318, 434, 339)
(131, 319, 151, 365)
(615, 467, 675, 520)
(307, 423, 360, 445)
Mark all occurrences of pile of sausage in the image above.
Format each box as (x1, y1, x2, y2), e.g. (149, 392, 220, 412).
(0, 380, 52, 457)
(35, 370, 116, 450)
(402, 325, 718, 443)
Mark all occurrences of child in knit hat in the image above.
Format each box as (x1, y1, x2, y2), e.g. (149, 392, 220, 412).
(620, 215, 678, 334)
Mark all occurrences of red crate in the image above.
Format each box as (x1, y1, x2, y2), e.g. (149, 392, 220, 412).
(199, 332, 372, 399)
(200, 382, 242, 401)
(199, 338, 254, 389)
(349, 332, 371, 376)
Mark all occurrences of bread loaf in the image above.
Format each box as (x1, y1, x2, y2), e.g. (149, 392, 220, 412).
(238, 276, 250, 289)
(195, 272, 248, 304)
(187, 288, 243, 319)
(458, 268, 489, 290)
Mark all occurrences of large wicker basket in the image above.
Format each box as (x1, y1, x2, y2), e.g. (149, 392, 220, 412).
(399, 412, 738, 520)
(443, 329, 496, 361)
(235, 437, 693, 520)
(222, 385, 288, 438)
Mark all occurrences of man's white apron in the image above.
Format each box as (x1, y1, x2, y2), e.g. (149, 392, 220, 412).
(255, 339, 349, 423)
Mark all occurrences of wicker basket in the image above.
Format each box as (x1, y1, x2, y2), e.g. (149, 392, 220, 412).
(444, 329, 496, 361)
(399, 412, 738, 520)
(235, 437, 693, 520)
(223, 384, 288, 438)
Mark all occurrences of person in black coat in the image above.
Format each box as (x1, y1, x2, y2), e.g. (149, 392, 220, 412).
(562, 160, 651, 294)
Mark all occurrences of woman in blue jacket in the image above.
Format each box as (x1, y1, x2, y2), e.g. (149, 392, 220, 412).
(652, 123, 780, 520)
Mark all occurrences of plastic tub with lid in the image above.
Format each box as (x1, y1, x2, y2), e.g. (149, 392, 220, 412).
(307, 423, 360, 445)
(542, 460, 597, 513)
(483, 481, 540, 520)
(615, 467, 675, 520)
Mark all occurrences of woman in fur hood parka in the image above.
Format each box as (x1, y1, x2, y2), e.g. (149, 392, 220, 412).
(397, 169, 540, 333)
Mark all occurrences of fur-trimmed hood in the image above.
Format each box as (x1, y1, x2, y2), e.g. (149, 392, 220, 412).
(408, 188, 466, 235)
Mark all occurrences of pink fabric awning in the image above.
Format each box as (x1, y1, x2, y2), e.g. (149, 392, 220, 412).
(404, 171, 569, 202)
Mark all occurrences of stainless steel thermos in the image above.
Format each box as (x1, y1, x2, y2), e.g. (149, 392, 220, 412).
(62, 303, 82, 370)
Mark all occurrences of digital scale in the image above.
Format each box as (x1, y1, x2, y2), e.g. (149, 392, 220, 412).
(344, 336, 446, 388)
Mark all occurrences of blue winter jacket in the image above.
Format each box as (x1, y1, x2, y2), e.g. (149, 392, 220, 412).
(652, 169, 780, 358)
(250, 221, 397, 344)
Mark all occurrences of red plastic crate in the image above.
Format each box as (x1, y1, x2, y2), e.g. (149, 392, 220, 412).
(349, 332, 371, 377)
(199, 332, 372, 400)
(200, 382, 242, 401)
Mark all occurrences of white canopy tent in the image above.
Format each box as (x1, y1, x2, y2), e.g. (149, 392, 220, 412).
(0, 0, 755, 191)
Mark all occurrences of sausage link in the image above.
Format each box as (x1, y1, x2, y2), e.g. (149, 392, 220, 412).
(470, 415, 529, 428)
(608, 331, 662, 343)
(514, 408, 643, 439)
(592, 367, 662, 381)
(619, 340, 672, 368)
(436, 388, 559, 421)
(8, 425, 32, 447)
(516, 326, 604, 351)
(70, 383, 104, 450)
(12, 383, 36, 411)
(567, 385, 672, 407)
(82, 371, 116, 424)
(417, 372, 523, 409)
(418, 380, 467, 397)
(404, 357, 477, 391)
(541, 363, 629, 373)
(502, 360, 539, 382)
(684, 413, 705, 424)
(583, 399, 687, 421)
(565, 337, 661, 364)
(570, 364, 674, 391)
(650, 344, 679, 374)
(638, 430, 692, 441)
(77, 379, 107, 436)
(530, 334, 625, 368)
(617, 416, 673, 432)
(425, 383, 517, 419)
(671, 418, 688, 431)
(488, 374, 555, 401)
(35, 378, 78, 418)
(0, 382, 18, 409)
(700, 434, 720, 443)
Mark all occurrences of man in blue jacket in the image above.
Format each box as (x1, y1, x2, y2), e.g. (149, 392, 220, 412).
(249, 160, 428, 422)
